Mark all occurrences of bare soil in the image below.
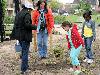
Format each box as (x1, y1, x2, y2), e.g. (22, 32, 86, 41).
(0, 27, 100, 75)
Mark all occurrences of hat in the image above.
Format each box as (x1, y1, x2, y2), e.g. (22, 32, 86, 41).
(24, 1, 34, 10)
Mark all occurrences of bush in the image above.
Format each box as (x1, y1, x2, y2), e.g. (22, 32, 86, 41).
(4, 16, 14, 36)
(54, 15, 67, 24)
(53, 45, 64, 58)
(4, 16, 14, 24)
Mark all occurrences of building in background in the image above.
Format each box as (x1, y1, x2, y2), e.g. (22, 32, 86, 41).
(95, 0, 100, 12)
(6, 0, 33, 16)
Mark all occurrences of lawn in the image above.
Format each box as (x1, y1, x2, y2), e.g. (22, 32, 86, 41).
(92, 15, 100, 24)
(66, 14, 100, 24)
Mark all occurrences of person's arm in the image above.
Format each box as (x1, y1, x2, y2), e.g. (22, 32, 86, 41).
(47, 9, 54, 34)
(24, 14, 37, 30)
(32, 10, 37, 25)
(91, 21, 96, 41)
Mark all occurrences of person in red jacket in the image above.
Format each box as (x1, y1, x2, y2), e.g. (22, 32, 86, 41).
(32, 0, 54, 58)
(61, 21, 84, 74)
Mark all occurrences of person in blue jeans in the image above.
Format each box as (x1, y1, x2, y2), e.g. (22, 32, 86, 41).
(37, 31, 48, 58)
(82, 11, 96, 63)
(10, 4, 37, 74)
(19, 41, 30, 72)
(32, 0, 54, 59)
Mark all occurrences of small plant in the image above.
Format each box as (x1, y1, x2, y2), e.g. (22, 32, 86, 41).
(52, 29, 61, 35)
(53, 44, 64, 58)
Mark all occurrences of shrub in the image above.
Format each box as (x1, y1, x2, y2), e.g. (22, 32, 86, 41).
(4, 16, 14, 24)
(53, 44, 64, 58)
(54, 15, 67, 24)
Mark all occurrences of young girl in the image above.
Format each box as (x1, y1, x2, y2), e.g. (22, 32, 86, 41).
(82, 11, 96, 63)
(61, 21, 84, 74)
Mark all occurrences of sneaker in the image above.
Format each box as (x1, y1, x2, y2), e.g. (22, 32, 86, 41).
(83, 58, 89, 62)
(87, 59, 93, 63)
(21, 71, 25, 74)
(74, 70, 81, 75)
(41, 56, 47, 59)
(68, 68, 74, 72)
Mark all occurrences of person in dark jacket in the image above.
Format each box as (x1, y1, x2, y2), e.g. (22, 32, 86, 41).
(11, 3, 37, 74)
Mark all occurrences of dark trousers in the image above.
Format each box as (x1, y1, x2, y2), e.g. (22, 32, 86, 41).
(19, 41, 30, 72)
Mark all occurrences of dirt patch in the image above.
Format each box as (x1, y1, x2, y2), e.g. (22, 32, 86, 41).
(0, 27, 100, 75)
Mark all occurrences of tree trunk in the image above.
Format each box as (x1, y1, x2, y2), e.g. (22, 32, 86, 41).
(0, 0, 4, 42)
(33, 31, 37, 52)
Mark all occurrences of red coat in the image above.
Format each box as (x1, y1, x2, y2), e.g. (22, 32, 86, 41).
(32, 8, 54, 34)
(66, 24, 84, 49)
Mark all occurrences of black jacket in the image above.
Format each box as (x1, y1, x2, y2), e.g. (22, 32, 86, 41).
(10, 8, 37, 42)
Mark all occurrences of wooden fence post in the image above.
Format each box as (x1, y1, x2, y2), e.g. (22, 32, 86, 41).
(49, 32, 53, 51)
(33, 31, 37, 51)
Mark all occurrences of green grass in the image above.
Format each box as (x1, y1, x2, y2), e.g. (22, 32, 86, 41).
(92, 15, 100, 24)
(66, 15, 80, 22)
(66, 14, 100, 24)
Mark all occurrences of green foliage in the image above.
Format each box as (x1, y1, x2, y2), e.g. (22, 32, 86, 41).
(79, 0, 91, 11)
(49, 0, 61, 12)
(53, 45, 64, 58)
(54, 15, 80, 24)
(4, 16, 14, 24)
(1, 0, 6, 18)
(75, 0, 91, 15)
(54, 15, 67, 24)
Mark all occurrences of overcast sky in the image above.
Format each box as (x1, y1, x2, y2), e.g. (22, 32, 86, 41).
(58, 0, 74, 4)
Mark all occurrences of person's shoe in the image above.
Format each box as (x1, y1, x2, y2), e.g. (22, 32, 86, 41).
(83, 58, 89, 62)
(21, 71, 25, 74)
(68, 68, 74, 72)
(41, 56, 47, 59)
(87, 59, 93, 64)
(74, 70, 81, 75)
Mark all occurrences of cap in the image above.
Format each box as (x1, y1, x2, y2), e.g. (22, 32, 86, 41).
(24, 1, 34, 10)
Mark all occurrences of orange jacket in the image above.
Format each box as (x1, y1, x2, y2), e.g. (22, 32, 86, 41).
(32, 8, 54, 34)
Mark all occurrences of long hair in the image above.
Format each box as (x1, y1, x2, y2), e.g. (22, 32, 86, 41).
(36, 0, 48, 13)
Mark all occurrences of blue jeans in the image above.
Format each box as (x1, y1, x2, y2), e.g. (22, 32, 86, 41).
(37, 31, 48, 57)
(70, 45, 82, 66)
(19, 41, 30, 72)
(84, 37, 93, 59)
